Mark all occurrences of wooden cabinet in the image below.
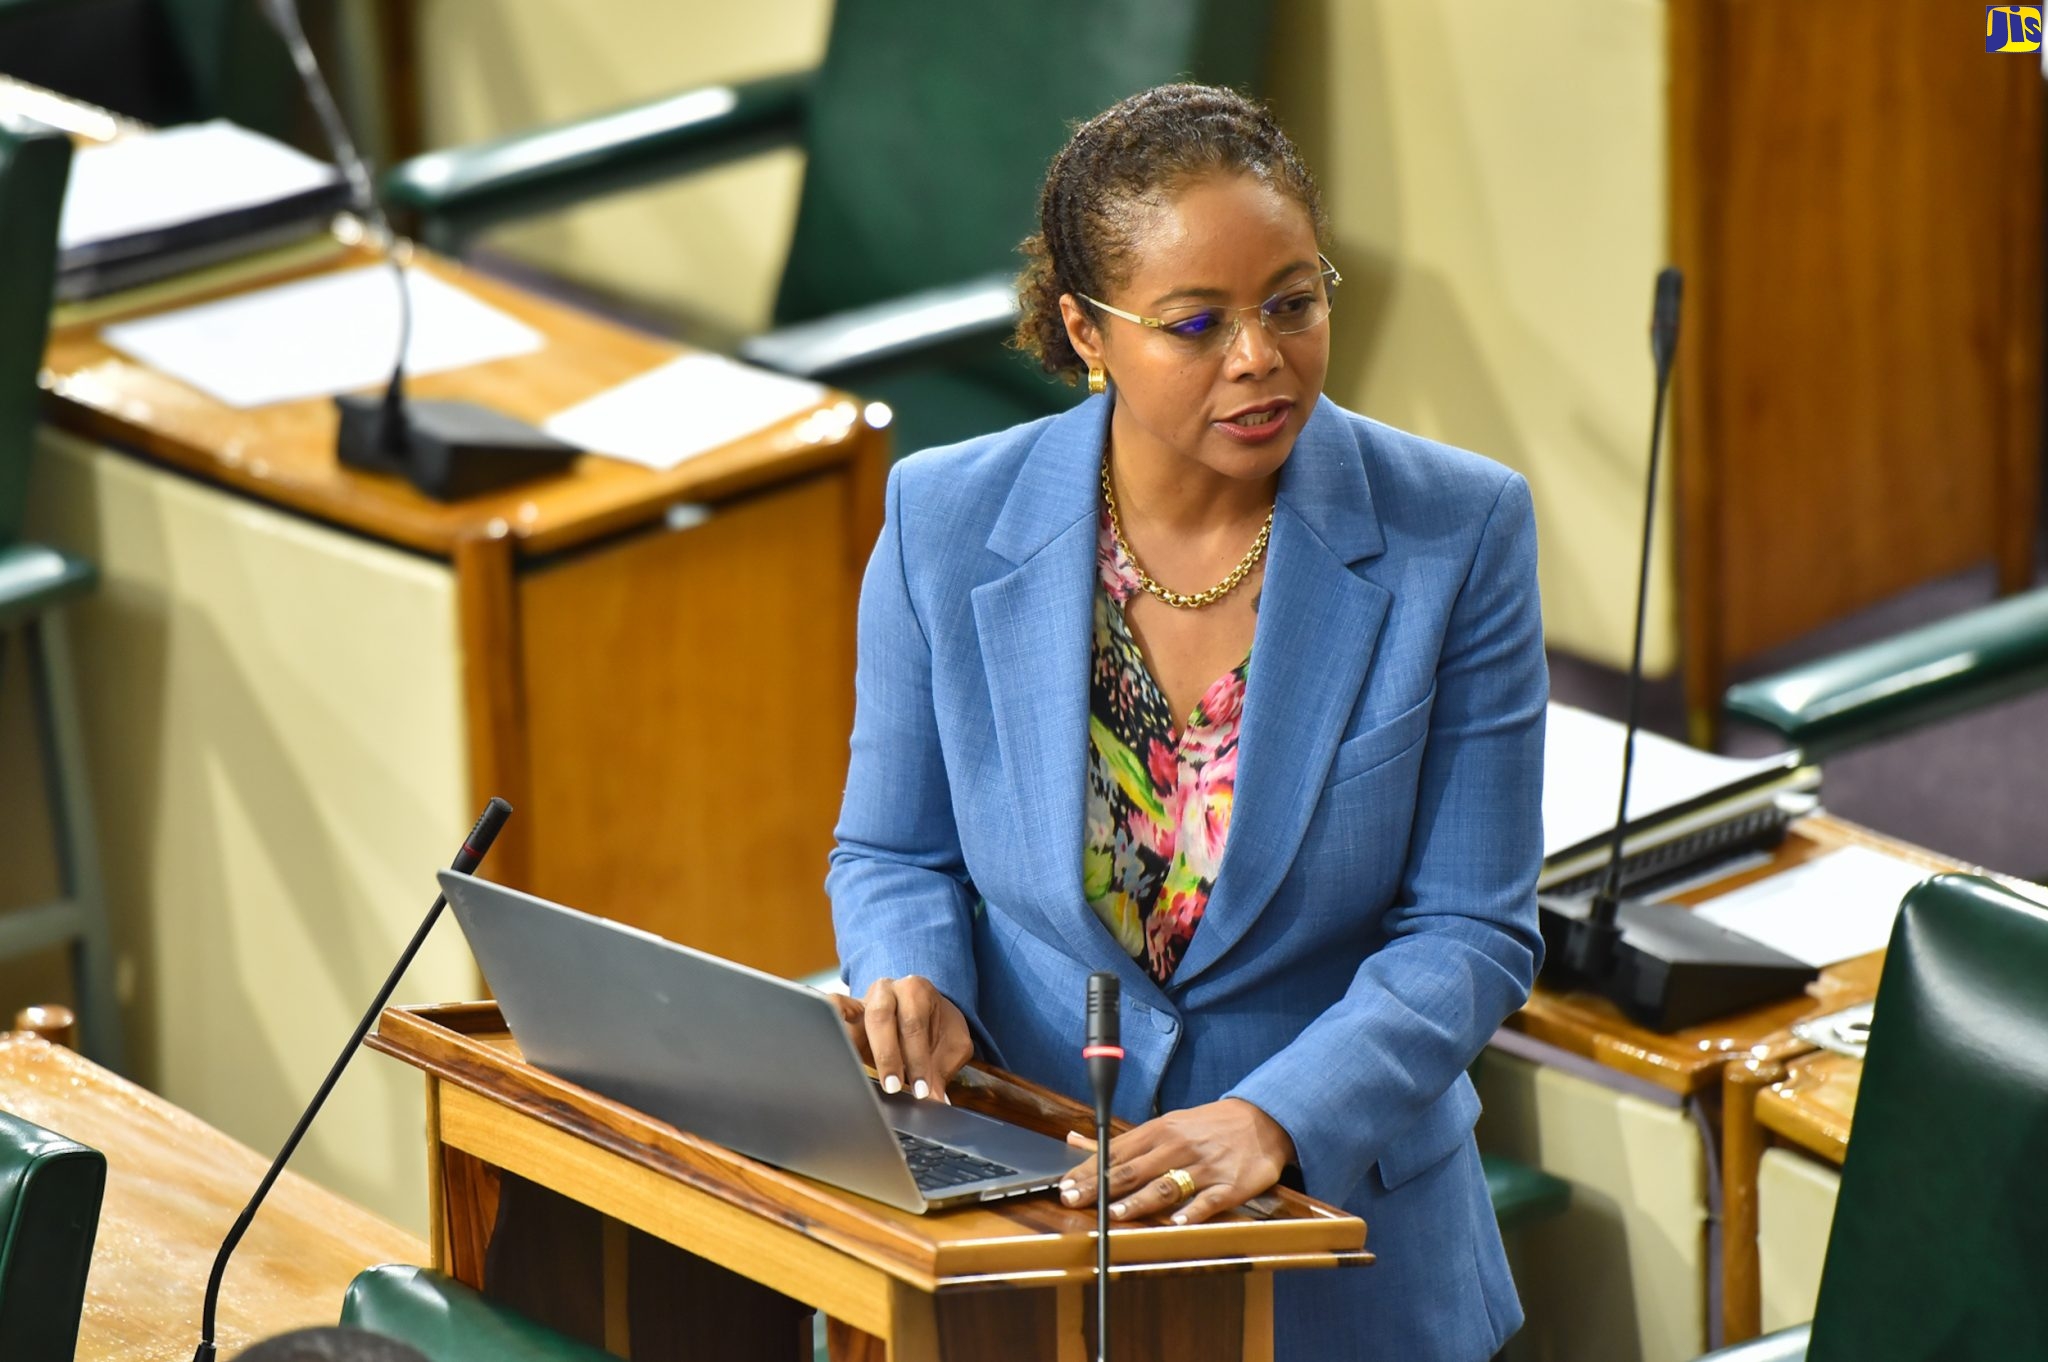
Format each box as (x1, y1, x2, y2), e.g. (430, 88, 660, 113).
(26, 249, 884, 1227)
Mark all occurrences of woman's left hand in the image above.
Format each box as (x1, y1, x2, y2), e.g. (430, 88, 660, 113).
(1059, 1097, 1297, 1225)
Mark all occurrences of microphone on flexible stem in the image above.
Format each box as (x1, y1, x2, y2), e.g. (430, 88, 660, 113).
(1535, 267, 1816, 1030)
(256, 0, 575, 503)
(1082, 972, 1122, 1362)
(1565, 268, 1685, 979)
(191, 798, 514, 1362)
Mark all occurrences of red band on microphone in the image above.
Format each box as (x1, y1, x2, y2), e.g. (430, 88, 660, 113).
(1082, 1045, 1125, 1060)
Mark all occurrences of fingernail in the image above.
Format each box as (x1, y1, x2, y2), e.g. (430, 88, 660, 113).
(1110, 1202, 1126, 1217)
(883, 1075, 901, 1094)
(1059, 1179, 1076, 1192)
(1062, 1188, 1080, 1205)
(1171, 1213, 1188, 1225)
(913, 1079, 929, 1100)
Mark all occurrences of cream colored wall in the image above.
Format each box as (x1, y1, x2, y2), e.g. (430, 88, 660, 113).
(1757, 1147, 1838, 1333)
(415, 0, 1670, 670)
(414, 0, 830, 341)
(23, 430, 477, 1234)
(1475, 1048, 1708, 1362)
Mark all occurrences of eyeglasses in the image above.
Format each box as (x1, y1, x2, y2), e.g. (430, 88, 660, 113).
(1079, 255, 1341, 351)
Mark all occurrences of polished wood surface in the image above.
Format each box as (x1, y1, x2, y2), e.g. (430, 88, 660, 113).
(372, 1002, 1367, 1361)
(40, 243, 879, 561)
(1668, 0, 2043, 731)
(516, 471, 858, 966)
(1754, 1049, 1859, 1167)
(1510, 814, 1952, 1096)
(0, 1032, 424, 1362)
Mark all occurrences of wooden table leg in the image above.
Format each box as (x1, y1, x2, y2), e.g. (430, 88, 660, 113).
(1722, 1056, 1786, 1345)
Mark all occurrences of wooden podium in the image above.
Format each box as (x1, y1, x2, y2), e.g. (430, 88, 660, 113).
(369, 1003, 1371, 1361)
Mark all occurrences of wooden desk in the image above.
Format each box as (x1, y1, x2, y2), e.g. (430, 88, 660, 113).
(370, 1002, 1370, 1361)
(1478, 813, 1958, 1362)
(0, 1031, 423, 1361)
(9, 76, 887, 1227)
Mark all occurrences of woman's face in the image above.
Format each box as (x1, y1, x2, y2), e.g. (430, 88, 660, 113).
(1061, 172, 1330, 486)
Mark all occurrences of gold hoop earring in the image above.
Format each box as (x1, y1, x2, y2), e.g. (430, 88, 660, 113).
(1087, 365, 1107, 396)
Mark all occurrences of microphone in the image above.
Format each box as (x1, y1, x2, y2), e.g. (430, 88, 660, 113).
(1082, 972, 1121, 1362)
(1535, 269, 1815, 1030)
(257, 0, 576, 502)
(192, 799, 514, 1362)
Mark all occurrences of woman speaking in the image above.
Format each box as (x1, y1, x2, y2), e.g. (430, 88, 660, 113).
(827, 84, 1545, 1361)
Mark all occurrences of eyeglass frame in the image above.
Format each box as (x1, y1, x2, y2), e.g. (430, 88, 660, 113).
(1075, 254, 1343, 348)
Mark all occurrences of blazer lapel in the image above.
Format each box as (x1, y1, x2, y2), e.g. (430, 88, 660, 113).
(1171, 399, 1391, 989)
(971, 398, 1176, 1008)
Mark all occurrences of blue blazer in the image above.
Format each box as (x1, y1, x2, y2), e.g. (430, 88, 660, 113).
(829, 394, 1546, 1362)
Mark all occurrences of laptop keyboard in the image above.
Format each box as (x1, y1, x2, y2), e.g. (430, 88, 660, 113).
(895, 1129, 1020, 1192)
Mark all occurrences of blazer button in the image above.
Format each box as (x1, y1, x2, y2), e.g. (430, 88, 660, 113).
(1153, 1011, 1178, 1034)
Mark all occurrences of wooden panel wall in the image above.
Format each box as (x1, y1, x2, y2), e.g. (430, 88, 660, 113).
(1671, 0, 2044, 730)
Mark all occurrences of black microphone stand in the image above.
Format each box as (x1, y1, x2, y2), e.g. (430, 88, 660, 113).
(1536, 269, 1816, 1031)
(192, 798, 513, 1362)
(1083, 972, 1122, 1362)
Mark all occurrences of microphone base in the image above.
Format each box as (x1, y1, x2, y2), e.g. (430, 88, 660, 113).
(337, 392, 578, 502)
(1537, 892, 1817, 1031)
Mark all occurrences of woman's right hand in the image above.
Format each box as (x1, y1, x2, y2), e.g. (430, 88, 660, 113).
(828, 976, 974, 1102)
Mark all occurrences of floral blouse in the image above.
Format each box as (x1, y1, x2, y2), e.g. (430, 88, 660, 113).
(1084, 510, 1249, 985)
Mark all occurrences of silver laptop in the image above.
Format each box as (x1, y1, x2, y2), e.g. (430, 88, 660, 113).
(437, 871, 1078, 1212)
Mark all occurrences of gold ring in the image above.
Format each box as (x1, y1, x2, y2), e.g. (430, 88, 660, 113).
(1163, 1167, 1197, 1204)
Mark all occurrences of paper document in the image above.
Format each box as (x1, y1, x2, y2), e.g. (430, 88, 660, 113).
(101, 266, 545, 408)
(544, 354, 826, 470)
(1543, 703, 1795, 858)
(1692, 845, 1934, 966)
(59, 120, 341, 252)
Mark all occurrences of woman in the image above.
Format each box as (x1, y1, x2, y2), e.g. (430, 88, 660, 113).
(827, 84, 1545, 1361)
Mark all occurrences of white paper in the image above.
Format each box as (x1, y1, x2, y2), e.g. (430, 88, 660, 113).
(101, 266, 545, 408)
(1542, 703, 1794, 858)
(543, 354, 826, 470)
(1692, 845, 1934, 966)
(60, 120, 341, 251)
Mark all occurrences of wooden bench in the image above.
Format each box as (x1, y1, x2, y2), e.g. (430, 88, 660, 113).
(0, 1026, 424, 1360)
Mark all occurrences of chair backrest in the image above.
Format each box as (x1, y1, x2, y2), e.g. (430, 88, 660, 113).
(1806, 873, 2048, 1359)
(0, 0, 298, 136)
(0, 116, 71, 549)
(0, 1107, 106, 1362)
(775, 0, 1273, 333)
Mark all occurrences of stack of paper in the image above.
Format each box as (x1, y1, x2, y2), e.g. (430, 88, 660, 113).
(1693, 846, 1934, 966)
(101, 266, 545, 409)
(58, 120, 349, 301)
(543, 354, 827, 470)
(1540, 703, 1818, 889)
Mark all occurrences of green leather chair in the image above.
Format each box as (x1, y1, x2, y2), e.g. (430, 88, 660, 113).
(0, 0, 299, 137)
(0, 1107, 107, 1362)
(1692, 873, 2048, 1361)
(0, 116, 125, 1070)
(341, 1265, 620, 1362)
(384, 1, 1275, 460)
(1722, 587, 2048, 760)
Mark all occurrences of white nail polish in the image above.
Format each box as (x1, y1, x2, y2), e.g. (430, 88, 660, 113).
(1059, 1179, 1076, 1191)
(883, 1075, 901, 1094)
(1171, 1213, 1188, 1225)
(1110, 1203, 1126, 1217)
(913, 1079, 929, 1100)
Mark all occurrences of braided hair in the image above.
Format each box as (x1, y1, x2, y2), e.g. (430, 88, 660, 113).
(1014, 84, 1328, 383)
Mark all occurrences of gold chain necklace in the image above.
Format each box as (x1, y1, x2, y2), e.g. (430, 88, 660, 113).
(1100, 460, 1274, 610)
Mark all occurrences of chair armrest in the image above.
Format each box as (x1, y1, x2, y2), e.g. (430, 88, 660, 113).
(342, 1264, 616, 1362)
(0, 1109, 106, 1362)
(1694, 1323, 1811, 1362)
(1723, 587, 2048, 758)
(383, 70, 813, 251)
(738, 272, 1021, 380)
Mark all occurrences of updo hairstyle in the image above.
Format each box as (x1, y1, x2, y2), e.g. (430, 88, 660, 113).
(1014, 84, 1328, 383)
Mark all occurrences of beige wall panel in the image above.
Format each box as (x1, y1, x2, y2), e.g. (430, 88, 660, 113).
(1476, 1049, 1706, 1362)
(23, 429, 474, 1233)
(415, 0, 1669, 668)
(1271, 0, 1673, 671)
(1756, 1147, 1837, 1334)
(415, 0, 830, 338)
